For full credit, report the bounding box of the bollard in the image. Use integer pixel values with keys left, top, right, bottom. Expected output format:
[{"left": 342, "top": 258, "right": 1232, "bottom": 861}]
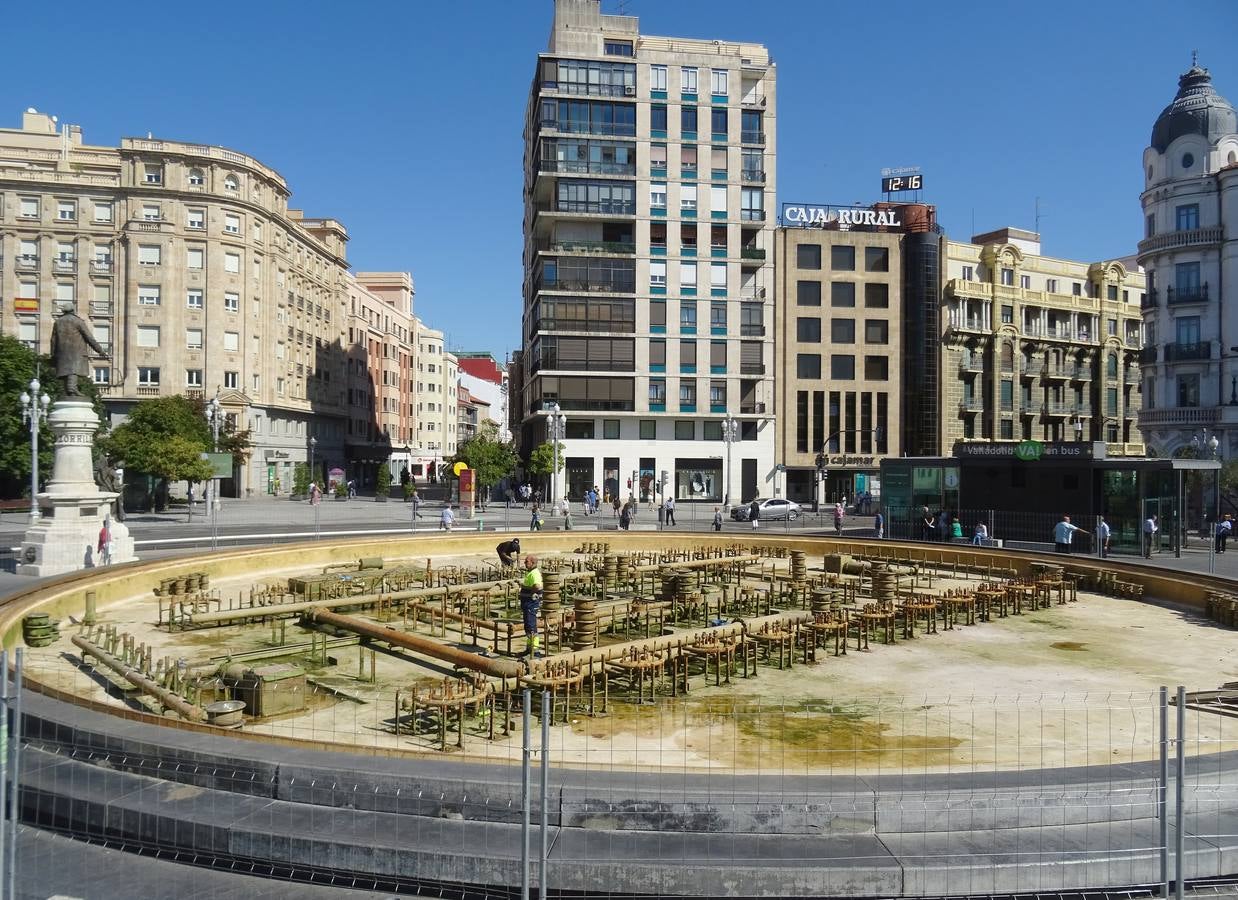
[
  {"left": 478, "top": 518, "right": 484, "bottom": 532},
  {"left": 84, "top": 590, "right": 97, "bottom": 626}
]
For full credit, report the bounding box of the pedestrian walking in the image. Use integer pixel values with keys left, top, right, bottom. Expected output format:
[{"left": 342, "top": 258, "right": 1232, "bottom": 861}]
[
  {"left": 309, "top": 482, "right": 322, "bottom": 506},
  {"left": 833, "top": 502, "right": 844, "bottom": 537},
  {"left": 1052, "top": 514, "right": 1087, "bottom": 554},
  {"left": 1096, "top": 516, "right": 1111, "bottom": 558},
  {"left": 440, "top": 504, "right": 455, "bottom": 531},
  {"left": 612, "top": 496, "right": 621, "bottom": 518},
  {"left": 1143, "top": 514, "right": 1158, "bottom": 558},
  {"left": 749, "top": 499, "right": 760, "bottom": 530},
  {"left": 712, "top": 506, "right": 723, "bottom": 532},
  {"left": 530, "top": 503, "right": 543, "bottom": 531},
  {"left": 921, "top": 507, "right": 936, "bottom": 542},
  {"left": 665, "top": 496, "right": 676, "bottom": 526},
  {"left": 619, "top": 501, "right": 632, "bottom": 530},
  {"left": 1215, "top": 515, "right": 1232, "bottom": 553},
  {"left": 873, "top": 510, "right": 884, "bottom": 540},
  {"left": 972, "top": 521, "right": 988, "bottom": 546},
  {"left": 347, "top": 479, "right": 357, "bottom": 499},
  {"left": 97, "top": 516, "right": 114, "bottom": 565}
]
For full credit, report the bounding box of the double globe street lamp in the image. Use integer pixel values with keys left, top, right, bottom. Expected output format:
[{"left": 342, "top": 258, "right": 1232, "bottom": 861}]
[
  {"left": 19, "top": 378, "right": 51, "bottom": 523},
  {"left": 547, "top": 404, "right": 567, "bottom": 505},
  {"left": 721, "top": 416, "right": 739, "bottom": 509}
]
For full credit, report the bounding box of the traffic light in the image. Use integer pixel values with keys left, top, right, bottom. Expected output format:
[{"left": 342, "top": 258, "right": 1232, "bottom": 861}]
[{"left": 660, "top": 470, "right": 668, "bottom": 492}]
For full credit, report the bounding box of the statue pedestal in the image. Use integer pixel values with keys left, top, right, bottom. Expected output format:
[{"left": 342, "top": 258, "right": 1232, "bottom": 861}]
[{"left": 19, "top": 400, "right": 136, "bottom": 577}]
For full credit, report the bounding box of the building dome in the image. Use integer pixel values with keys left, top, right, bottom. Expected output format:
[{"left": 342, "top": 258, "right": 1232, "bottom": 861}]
[{"left": 1150, "top": 63, "right": 1237, "bottom": 153}]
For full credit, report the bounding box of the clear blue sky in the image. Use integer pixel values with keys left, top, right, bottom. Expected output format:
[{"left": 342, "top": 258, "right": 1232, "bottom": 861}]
[{"left": 6, "top": 1, "right": 1235, "bottom": 360}]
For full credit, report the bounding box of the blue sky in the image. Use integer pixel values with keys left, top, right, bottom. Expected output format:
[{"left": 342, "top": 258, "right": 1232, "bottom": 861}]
[{"left": 6, "top": 1, "right": 1235, "bottom": 360}]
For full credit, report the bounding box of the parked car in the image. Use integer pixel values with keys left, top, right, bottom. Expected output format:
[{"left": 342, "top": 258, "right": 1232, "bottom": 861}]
[{"left": 730, "top": 498, "right": 802, "bottom": 521}]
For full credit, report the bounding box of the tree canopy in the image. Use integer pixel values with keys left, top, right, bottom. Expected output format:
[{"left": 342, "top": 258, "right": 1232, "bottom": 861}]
[
  {"left": 526, "top": 440, "right": 565, "bottom": 478},
  {"left": 99, "top": 395, "right": 250, "bottom": 487},
  {"left": 451, "top": 422, "right": 519, "bottom": 491}
]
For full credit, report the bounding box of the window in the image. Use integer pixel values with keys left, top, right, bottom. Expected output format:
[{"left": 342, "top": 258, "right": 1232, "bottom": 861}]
[
  {"left": 1020, "top": 275, "right": 1032, "bottom": 289},
  {"left": 187, "top": 289, "right": 203, "bottom": 309},
  {"left": 186, "top": 247, "right": 204, "bottom": 269},
  {"left": 709, "top": 186, "right": 727, "bottom": 219},
  {"left": 650, "top": 260, "right": 667, "bottom": 287},
  {"left": 864, "top": 246, "right": 889, "bottom": 272},
  {"left": 649, "top": 379, "right": 666, "bottom": 406},
  {"left": 863, "top": 283, "right": 888, "bottom": 308},
  {"left": 55, "top": 282, "right": 74, "bottom": 305},
  {"left": 830, "top": 355, "right": 855, "bottom": 379},
  {"left": 711, "top": 69, "right": 728, "bottom": 95},
  {"left": 709, "top": 262, "right": 726, "bottom": 292},
  {"left": 1000, "top": 267, "right": 1015, "bottom": 286},
  {"left": 831, "top": 245, "right": 855, "bottom": 271},
  {"left": 711, "top": 146, "right": 727, "bottom": 175},
  {"left": 93, "top": 283, "right": 111, "bottom": 305},
  {"left": 17, "top": 321, "right": 37, "bottom": 349},
  {"left": 650, "top": 299, "right": 667, "bottom": 329},
  {"left": 1000, "top": 420, "right": 1014, "bottom": 440},
  {"left": 1046, "top": 278, "right": 1058, "bottom": 294},
  {"left": 1001, "top": 305, "right": 1014, "bottom": 324},
  {"left": 224, "top": 174, "right": 239, "bottom": 192},
  {"left": 224, "top": 252, "right": 240, "bottom": 273},
  {"left": 1107, "top": 284, "right": 1118, "bottom": 301},
  {"left": 252, "top": 220, "right": 263, "bottom": 241},
  {"left": 680, "top": 144, "right": 697, "bottom": 174},
  {"left": 864, "top": 320, "right": 889, "bottom": 343},
  {"left": 831, "top": 282, "right": 856, "bottom": 307},
  {"left": 1175, "top": 261, "right": 1201, "bottom": 297},
  {"left": 650, "top": 182, "right": 667, "bottom": 210},
  {"left": 1107, "top": 354, "right": 1119, "bottom": 378},
  {"left": 831, "top": 318, "right": 856, "bottom": 343},
  {"left": 138, "top": 285, "right": 161, "bottom": 306},
  {"left": 680, "top": 301, "right": 697, "bottom": 328},
  {"left": 138, "top": 244, "right": 161, "bottom": 266},
  {"left": 797, "top": 317, "right": 821, "bottom": 342},
  {"left": 681, "top": 183, "right": 697, "bottom": 213},
  {"left": 710, "top": 107, "right": 727, "bottom": 138},
  {"left": 710, "top": 340, "right": 726, "bottom": 369},
  {"left": 703, "top": 418, "right": 723, "bottom": 440},
  {"left": 138, "top": 367, "right": 160, "bottom": 386},
  {"left": 57, "top": 200, "right": 76, "bottom": 221},
  {"left": 222, "top": 331, "right": 240, "bottom": 352},
  {"left": 277, "top": 377, "right": 285, "bottom": 395},
  {"left": 1181, "top": 152, "right": 1194, "bottom": 170},
  {"left": 187, "top": 208, "right": 205, "bottom": 229},
  {"left": 637, "top": 420, "right": 656, "bottom": 441},
  {"left": 679, "top": 381, "right": 696, "bottom": 407},
  {"left": 740, "top": 188, "right": 763, "bottom": 221},
  {"left": 961, "top": 265, "right": 974, "bottom": 282},
  {"left": 797, "top": 244, "right": 821, "bottom": 269},
  {"left": 19, "top": 279, "right": 37, "bottom": 300},
  {"left": 651, "top": 104, "right": 667, "bottom": 131},
  {"left": 797, "top": 353, "right": 822, "bottom": 378},
  {"left": 224, "top": 214, "right": 240, "bottom": 234},
  {"left": 1072, "top": 282, "right": 1082, "bottom": 296},
  {"left": 20, "top": 197, "right": 39, "bottom": 218},
  {"left": 186, "top": 369, "right": 203, "bottom": 388},
  {"left": 796, "top": 280, "right": 821, "bottom": 306},
  {"left": 681, "top": 106, "right": 697, "bottom": 135},
  {"left": 188, "top": 168, "right": 205, "bottom": 186},
  {"left": 604, "top": 40, "right": 633, "bottom": 56},
  {"left": 186, "top": 328, "right": 204, "bottom": 349},
  {"left": 649, "top": 339, "right": 666, "bottom": 367},
  {"left": 1177, "top": 374, "right": 1200, "bottom": 407},
  {"left": 224, "top": 371, "right": 238, "bottom": 389},
  {"left": 93, "top": 201, "right": 112, "bottom": 223},
  {"left": 142, "top": 203, "right": 161, "bottom": 221},
  {"left": 93, "top": 367, "right": 110, "bottom": 385},
  {"left": 136, "top": 326, "right": 160, "bottom": 348},
  {"left": 144, "top": 164, "right": 163, "bottom": 184},
  {"left": 681, "top": 66, "right": 697, "bottom": 93},
  {"left": 675, "top": 420, "right": 695, "bottom": 440},
  {"left": 224, "top": 292, "right": 239, "bottom": 312},
  {"left": 680, "top": 340, "right": 697, "bottom": 368},
  {"left": 650, "top": 65, "right": 667, "bottom": 92},
  {"left": 56, "top": 241, "right": 73, "bottom": 263},
  {"left": 1175, "top": 315, "right": 1200, "bottom": 345},
  {"left": 864, "top": 356, "right": 889, "bottom": 380}
]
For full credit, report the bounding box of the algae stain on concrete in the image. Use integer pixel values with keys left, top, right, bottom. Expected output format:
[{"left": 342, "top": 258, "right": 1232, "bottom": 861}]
[{"left": 1051, "top": 641, "right": 1089, "bottom": 652}]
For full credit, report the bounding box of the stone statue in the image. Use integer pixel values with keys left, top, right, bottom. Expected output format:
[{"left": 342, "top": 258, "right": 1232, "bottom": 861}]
[{"left": 51, "top": 307, "right": 106, "bottom": 396}]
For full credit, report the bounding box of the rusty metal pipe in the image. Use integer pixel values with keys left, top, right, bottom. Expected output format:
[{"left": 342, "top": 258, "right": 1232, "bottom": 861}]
[
  {"left": 72, "top": 634, "right": 207, "bottom": 722},
  {"left": 306, "top": 608, "right": 525, "bottom": 679}
]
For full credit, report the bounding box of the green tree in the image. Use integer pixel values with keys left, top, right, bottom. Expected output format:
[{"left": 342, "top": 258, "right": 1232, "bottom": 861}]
[
  {"left": 0, "top": 335, "right": 103, "bottom": 499},
  {"left": 526, "top": 441, "right": 565, "bottom": 479},
  {"left": 100, "top": 396, "right": 214, "bottom": 514},
  {"left": 451, "top": 423, "right": 519, "bottom": 506},
  {"left": 292, "top": 463, "right": 311, "bottom": 497},
  {"left": 376, "top": 462, "right": 392, "bottom": 500}
]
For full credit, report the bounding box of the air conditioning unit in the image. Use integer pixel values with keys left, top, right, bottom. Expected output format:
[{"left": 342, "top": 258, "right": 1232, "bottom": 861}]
[{"left": 624, "top": 86, "right": 636, "bottom": 96}]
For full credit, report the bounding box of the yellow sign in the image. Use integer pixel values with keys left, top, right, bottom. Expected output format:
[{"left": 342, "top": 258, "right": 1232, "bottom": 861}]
[
  {"left": 452, "top": 461, "right": 469, "bottom": 477},
  {"left": 14, "top": 298, "right": 39, "bottom": 313}
]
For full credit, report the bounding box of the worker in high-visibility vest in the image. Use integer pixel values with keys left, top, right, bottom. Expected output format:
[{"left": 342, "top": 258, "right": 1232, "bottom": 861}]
[{"left": 519, "top": 554, "right": 544, "bottom": 658}]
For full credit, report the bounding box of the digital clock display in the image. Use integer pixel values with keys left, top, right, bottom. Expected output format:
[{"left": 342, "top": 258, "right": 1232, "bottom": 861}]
[{"left": 881, "top": 174, "right": 923, "bottom": 193}]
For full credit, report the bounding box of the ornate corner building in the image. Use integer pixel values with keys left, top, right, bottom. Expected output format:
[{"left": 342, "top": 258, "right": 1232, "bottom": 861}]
[
  {"left": 1137, "top": 61, "right": 1238, "bottom": 457},
  {"left": 941, "top": 228, "right": 1146, "bottom": 454}
]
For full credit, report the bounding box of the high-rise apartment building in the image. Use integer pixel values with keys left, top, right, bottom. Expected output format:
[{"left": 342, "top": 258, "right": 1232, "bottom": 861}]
[
  {"left": 1137, "top": 62, "right": 1238, "bottom": 457},
  {"left": 520, "top": 0, "right": 776, "bottom": 506},
  {"left": 414, "top": 321, "right": 457, "bottom": 480},
  {"left": 941, "top": 228, "right": 1146, "bottom": 452}
]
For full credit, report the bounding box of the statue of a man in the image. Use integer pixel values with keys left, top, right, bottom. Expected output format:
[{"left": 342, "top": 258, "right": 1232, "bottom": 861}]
[{"left": 51, "top": 306, "right": 106, "bottom": 396}]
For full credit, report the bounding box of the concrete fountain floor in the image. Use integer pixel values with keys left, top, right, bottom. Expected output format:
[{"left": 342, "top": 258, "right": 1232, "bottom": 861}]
[{"left": 20, "top": 551, "right": 1238, "bottom": 774}]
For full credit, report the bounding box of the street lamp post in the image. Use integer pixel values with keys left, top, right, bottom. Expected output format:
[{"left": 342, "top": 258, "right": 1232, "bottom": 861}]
[
  {"left": 19, "top": 378, "right": 51, "bottom": 524},
  {"left": 548, "top": 404, "right": 567, "bottom": 505},
  {"left": 814, "top": 452, "right": 827, "bottom": 514},
  {"left": 721, "top": 416, "right": 738, "bottom": 509},
  {"left": 309, "top": 436, "right": 317, "bottom": 486},
  {"left": 204, "top": 393, "right": 222, "bottom": 550}
]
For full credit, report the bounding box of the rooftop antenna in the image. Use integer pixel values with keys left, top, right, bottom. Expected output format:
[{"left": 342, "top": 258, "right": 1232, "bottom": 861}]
[
  {"left": 1192, "top": 49, "right": 1198, "bottom": 67},
  {"left": 616, "top": 0, "right": 630, "bottom": 13},
  {"left": 1034, "top": 196, "right": 1046, "bottom": 236}
]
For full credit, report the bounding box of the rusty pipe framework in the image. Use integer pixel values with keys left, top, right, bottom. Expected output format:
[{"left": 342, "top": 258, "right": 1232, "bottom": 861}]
[{"left": 72, "top": 634, "right": 207, "bottom": 722}]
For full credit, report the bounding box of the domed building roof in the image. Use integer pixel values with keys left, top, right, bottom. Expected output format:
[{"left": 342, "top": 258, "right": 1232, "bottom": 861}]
[{"left": 1151, "top": 62, "right": 1237, "bottom": 153}]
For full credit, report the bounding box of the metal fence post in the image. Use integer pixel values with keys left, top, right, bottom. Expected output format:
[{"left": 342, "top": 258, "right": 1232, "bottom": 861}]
[
  {"left": 0, "top": 649, "right": 8, "bottom": 899},
  {"left": 1159, "top": 685, "right": 1169, "bottom": 897},
  {"left": 1174, "top": 684, "right": 1186, "bottom": 900},
  {"left": 540, "top": 689, "right": 550, "bottom": 899},
  {"left": 521, "top": 688, "right": 532, "bottom": 900},
  {"left": 6, "top": 647, "right": 21, "bottom": 900}
]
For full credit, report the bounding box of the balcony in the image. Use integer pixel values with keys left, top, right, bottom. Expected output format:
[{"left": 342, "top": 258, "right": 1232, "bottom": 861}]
[
  {"left": 89, "top": 301, "right": 113, "bottom": 317},
  {"left": 538, "top": 276, "right": 635, "bottom": 294},
  {"left": 740, "top": 401, "right": 766, "bottom": 414},
  {"left": 1044, "top": 366, "right": 1071, "bottom": 380},
  {"left": 539, "top": 239, "right": 636, "bottom": 256},
  {"left": 52, "top": 257, "right": 76, "bottom": 273},
  {"left": 1141, "top": 290, "right": 1159, "bottom": 311},
  {"left": 958, "top": 397, "right": 982, "bottom": 412},
  {"left": 137, "top": 385, "right": 161, "bottom": 396},
  {"left": 1139, "top": 346, "right": 1158, "bottom": 364},
  {"left": 1137, "top": 225, "right": 1223, "bottom": 258},
  {"left": 16, "top": 254, "right": 39, "bottom": 271},
  {"left": 538, "top": 158, "right": 636, "bottom": 177},
  {"left": 1071, "top": 365, "right": 1093, "bottom": 382},
  {"left": 741, "top": 169, "right": 765, "bottom": 183},
  {"left": 538, "top": 79, "right": 634, "bottom": 99},
  {"left": 1139, "top": 407, "right": 1220, "bottom": 426},
  {"left": 1021, "top": 361, "right": 1044, "bottom": 376},
  {"left": 740, "top": 324, "right": 764, "bottom": 337},
  {"left": 1041, "top": 402, "right": 1073, "bottom": 417},
  {"left": 1166, "top": 283, "right": 1210, "bottom": 306},
  {"left": 551, "top": 199, "right": 636, "bottom": 216},
  {"left": 740, "top": 209, "right": 766, "bottom": 222},
  {"left": 1164, "top": 341, "right": 1211, "bottom": 362},
  {"left": 740, "top": 247, "right": 766, "bottom": 261},
  {"left": 741, "top": 130, "right": 765, "bottom": 144},
  {"left": 959, "top": 358, "right": 985, "bottom": 374}
]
